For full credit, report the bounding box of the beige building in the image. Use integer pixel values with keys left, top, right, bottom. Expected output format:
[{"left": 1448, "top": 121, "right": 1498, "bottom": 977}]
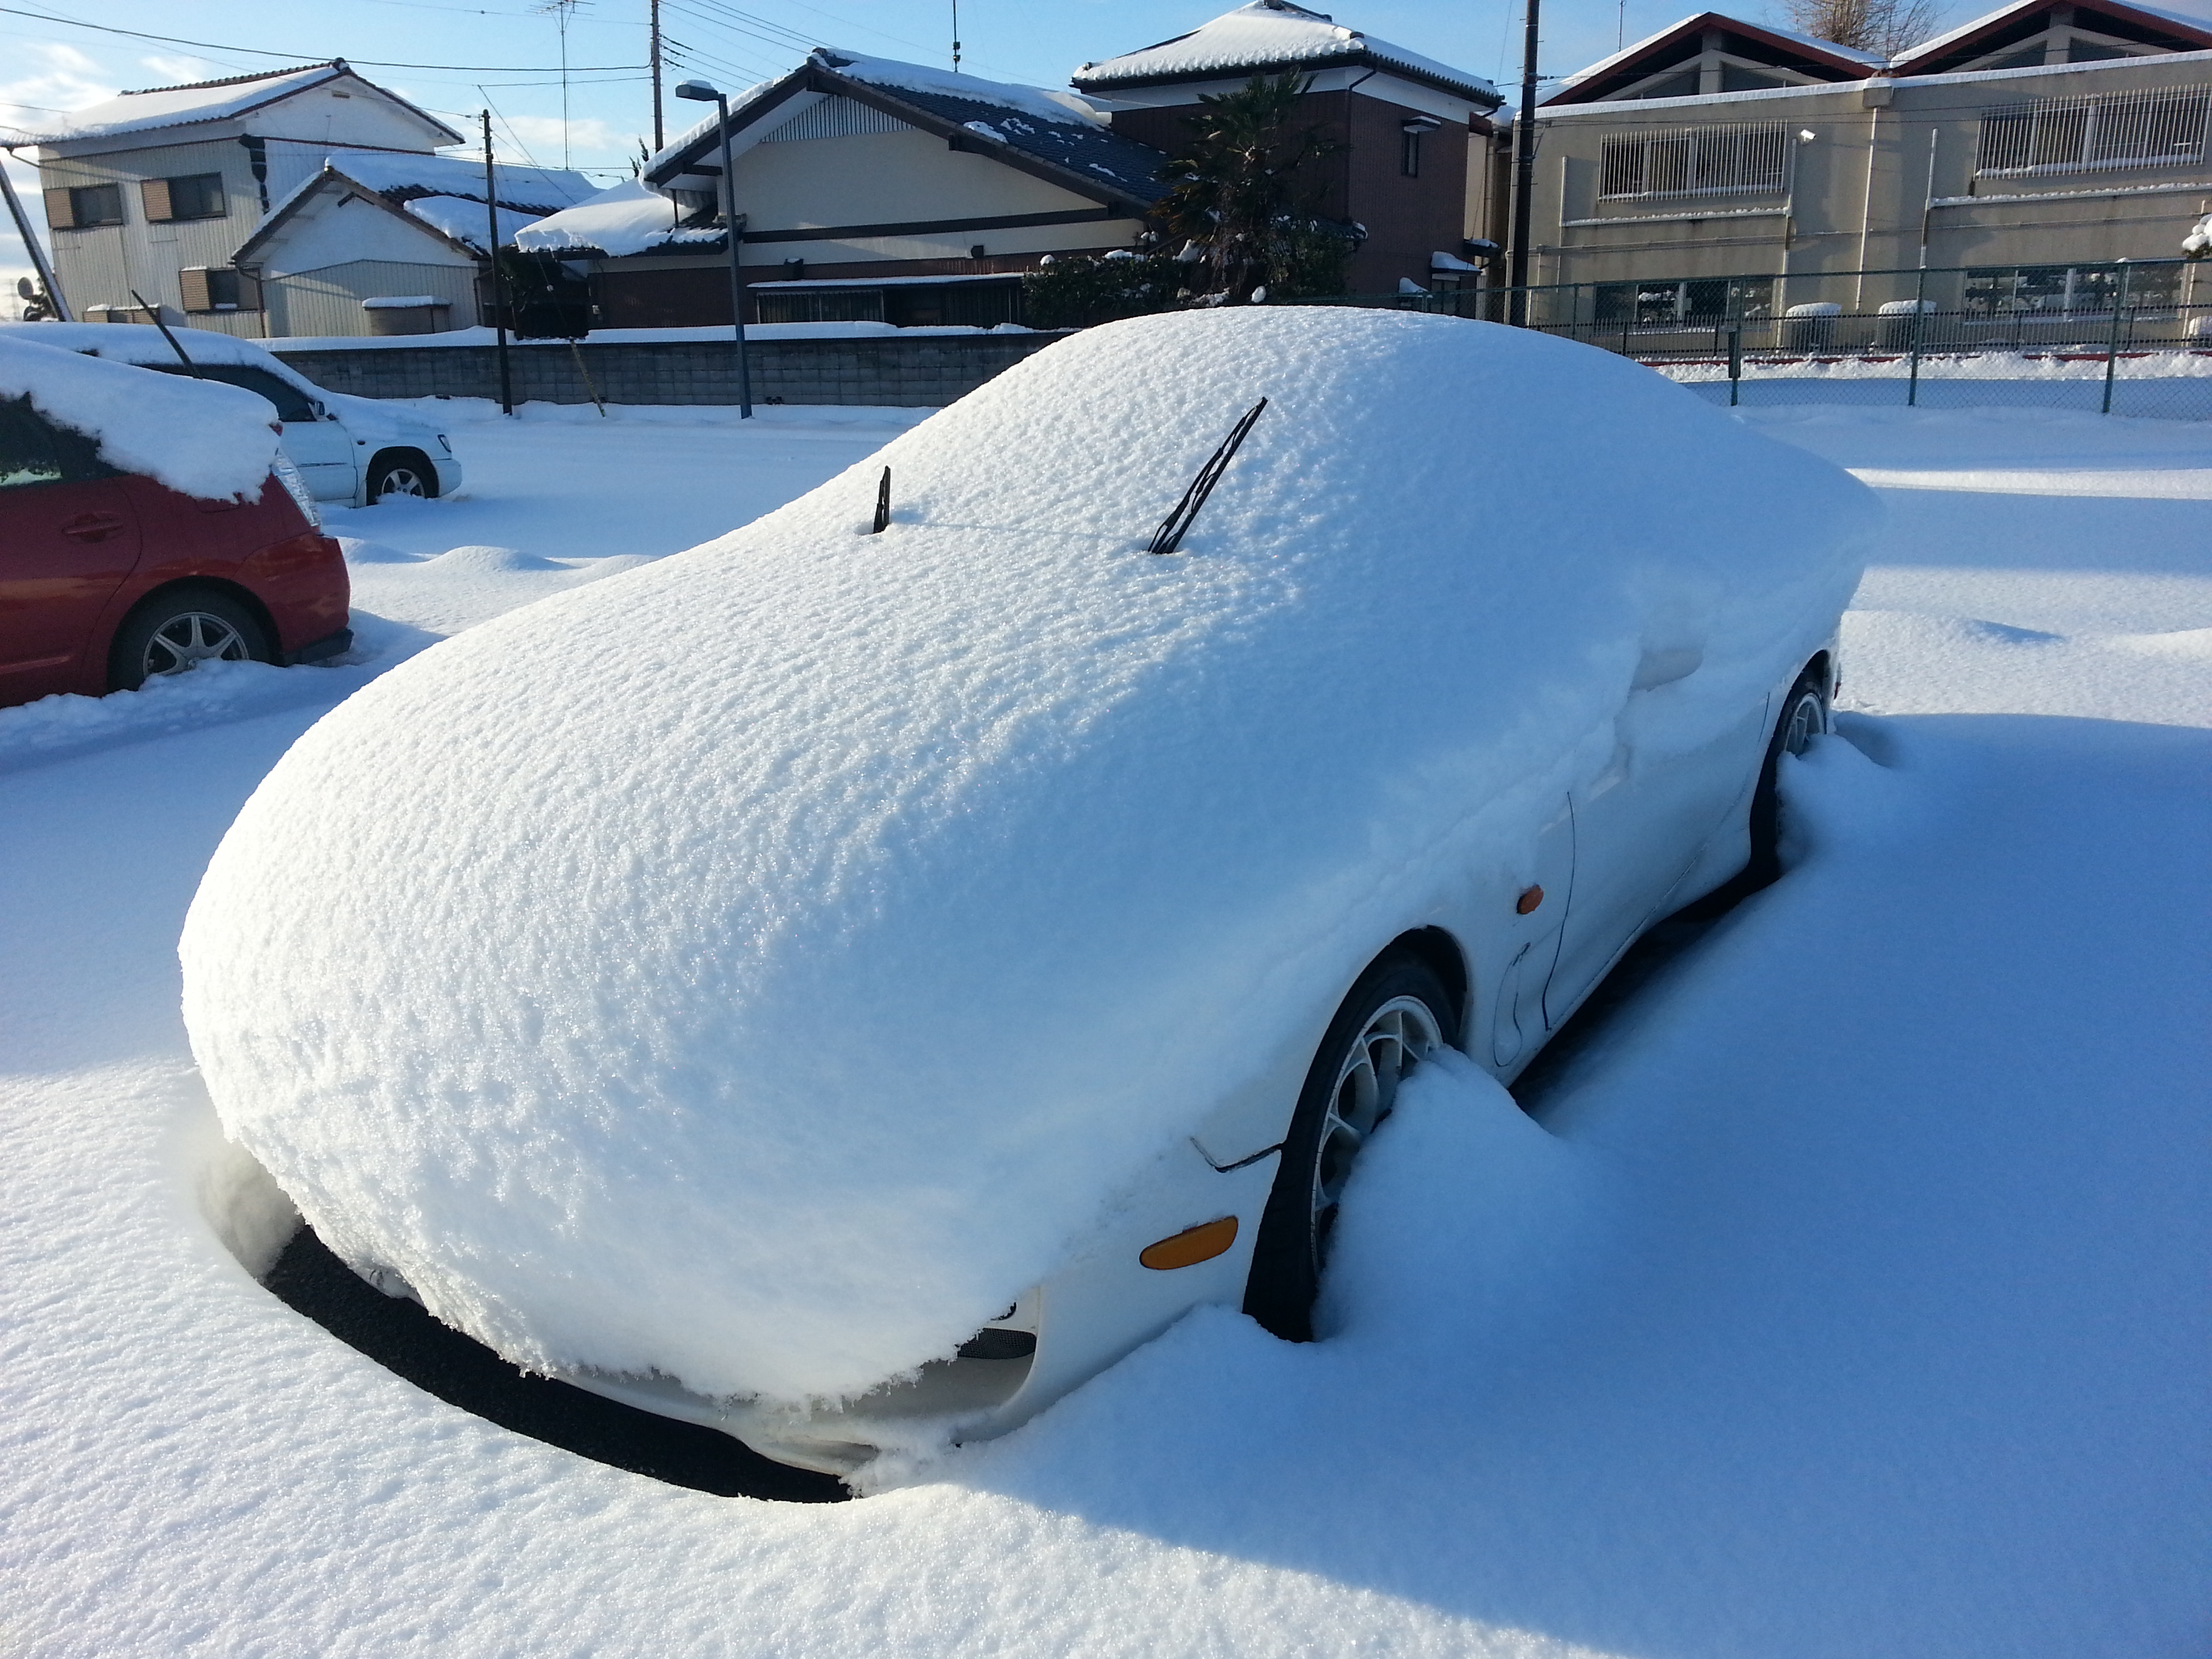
[
  {"left": 22, "top": 61, "right": 472, "bottom": 337},
  {"left": 1521, "top": 0, "right": 2212, "bottom": 337}
]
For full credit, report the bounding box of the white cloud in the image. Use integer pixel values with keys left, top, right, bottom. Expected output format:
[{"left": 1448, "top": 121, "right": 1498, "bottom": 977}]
[
  {"left": 0, "top": 40, "right": 118, "bottom": 140},
  {"left": 138, "top": 54, "right": 224, "bottom": 86},
  {"left": 497, "top": 114, "right": 626, "bottom": 165}
]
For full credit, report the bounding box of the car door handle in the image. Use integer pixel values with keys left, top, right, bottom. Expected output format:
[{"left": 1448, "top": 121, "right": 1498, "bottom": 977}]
[{"left": 60, "top": 512, "right": 127, "bottom": 542}]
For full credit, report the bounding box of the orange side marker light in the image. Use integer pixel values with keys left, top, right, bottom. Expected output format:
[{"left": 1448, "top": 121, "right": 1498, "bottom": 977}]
[
  {"left": 1516, "top": 885, "right": 1545, "bottom": 915},
  {"left": 1139, "top": 1216, "right": 1239, "bottom": 1271}
]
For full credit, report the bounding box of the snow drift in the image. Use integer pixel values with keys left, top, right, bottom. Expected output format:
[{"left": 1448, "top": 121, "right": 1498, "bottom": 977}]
[
  {"left": 180, "top": 308, "right": 1875, "bottom": 1407},
  {"left": 0, "top": 333, "right": 279, "bottom": 501}
]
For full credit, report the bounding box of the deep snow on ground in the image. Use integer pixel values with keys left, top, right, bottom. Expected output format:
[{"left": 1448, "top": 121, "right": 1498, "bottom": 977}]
[{"left": 0, "top": 394, "right": 2204, "bottom": 1657}]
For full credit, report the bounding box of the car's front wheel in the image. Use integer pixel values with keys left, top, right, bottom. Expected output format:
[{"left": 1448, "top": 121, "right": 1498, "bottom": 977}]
[
  {"left": 366, "top": 450, "right": 436, "bottom": 502},
  {"left": 1744, "top": 665, "right": 1829, "bottom": 886},
  {"left": 1244, "top": 954, "right": 1457, "bottom": 1342},
  {"left": 108, "top": 588, "right": 272, "bottom": 692}
]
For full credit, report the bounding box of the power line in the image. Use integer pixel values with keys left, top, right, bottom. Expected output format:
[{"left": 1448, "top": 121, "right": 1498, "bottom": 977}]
[{"left": 0, "top": 3, "right": 646, "bottom": 71}]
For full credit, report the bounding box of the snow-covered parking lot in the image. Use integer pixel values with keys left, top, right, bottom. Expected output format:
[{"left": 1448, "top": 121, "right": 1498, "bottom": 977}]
[{"left": 2, "top": 392, "right": 2205, "bottom": 1657}]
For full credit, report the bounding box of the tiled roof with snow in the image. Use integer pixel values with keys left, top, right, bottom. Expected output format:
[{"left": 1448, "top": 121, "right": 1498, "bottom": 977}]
[
  {"left": 1072, "top": 1, "right": 1502, "bottom": 107},
  {"left": 20, "top": 62, "right": 348, "bottom": 143},
  {"left": 403, "top": 196, "right": 546, "bottom": 252},
  {"left": 645, "top": 52, "right": 1173, "bottom": 206},
  {"left": 815, "top": 52, "right": 1173, "bottom": 203},
  {"left": 1556, "top": 10, "right": 1886, "bottom": 91},
  {"left": 1891, "top": 0, "right": 2212, "bottom": 66},
  {"left": 325, "top": 149, "right": 595, "bottom": 213}
]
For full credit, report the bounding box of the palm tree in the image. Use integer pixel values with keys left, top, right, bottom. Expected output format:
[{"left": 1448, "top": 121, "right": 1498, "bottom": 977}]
[{"left": 1155, "top": 73, "right": 1355, "bottom": 302}]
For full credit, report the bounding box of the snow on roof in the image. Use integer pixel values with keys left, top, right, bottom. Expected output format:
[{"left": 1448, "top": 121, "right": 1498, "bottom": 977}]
[
  {"left": 644, "top": 50, "right": 1174, "bottom": 208},
  {"left": 0, "top": 331, "right": 279, "bottom": 501},
  {"left": 1554, "top": 11, "right": 1885, "bottom": 93},
  {"left": 1073, "top": 1, "right": 1502, "bottom": 106},
  {"left": 1891, "top": 0, "right": 2212, "bottom": 64},
  {"left": 404, "top": 195, "right": 545, "bottom": 253},
  {"left": 514, "top": 178, "right": 724, "bottom": 256},
  {"left": 829, "top": 52, "right": 1097, "bottom": 126},
  {"left": 179, "top": 306, "right": 1875, "bottom": 1409},
  {"left": 20, "top": 62, "right": 346, "bottom": 143},
  {"left": 813, "top": 51, "right": 1174, "bottom": 201},
  {"left": 325, "top": 149, "right": 595, "bottom": 213},
  {"left": 641, "top": 79, "right": 781, "bottom": 178}
]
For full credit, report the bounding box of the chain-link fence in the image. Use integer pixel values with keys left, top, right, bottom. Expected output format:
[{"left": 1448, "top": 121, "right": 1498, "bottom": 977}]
[{"left": 1315, "top": 258, "right": 2212, "bottom": 422}]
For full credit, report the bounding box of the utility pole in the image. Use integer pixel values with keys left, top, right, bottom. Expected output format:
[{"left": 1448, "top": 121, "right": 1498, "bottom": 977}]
[
  {"left": 951, "top": 0, "right": 962, "bottom": 71},
  {"left": 649, "top": 0, "right": 664, "bottom": 150},
  {"left": 0, "top": 150, "right": 70, "bottom": 320},
  {"left": 1507, "top": 0, "right": 1541, "bottom": 326},
  {"left": 483, "top": 112, "right": 514, "bottom": 415}
]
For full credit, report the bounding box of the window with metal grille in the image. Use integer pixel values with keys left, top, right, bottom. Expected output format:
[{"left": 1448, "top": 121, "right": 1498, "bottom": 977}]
[
  {"left": 1977, "top": 85, "right": 2211, "bottom": 175},
  {"left": 1599, "top": 123, "right": 1788, "bottom": 198}
]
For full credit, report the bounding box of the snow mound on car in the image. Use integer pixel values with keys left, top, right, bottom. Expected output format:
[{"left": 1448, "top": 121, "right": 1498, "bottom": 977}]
[
  {"left": 0, "top": 333, "right": 279, "bottom": 501},
  {"left": 180, "top": 308, "right": 1877, "bottom": 1406}
]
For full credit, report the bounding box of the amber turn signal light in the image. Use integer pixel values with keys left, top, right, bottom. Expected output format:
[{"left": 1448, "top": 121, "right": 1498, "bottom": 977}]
[
  {"left": 1516, "top": 885, "right": 1544, "bottom": 914},
  {"left": 1139, "top": 1215, "right": 1239, "bottom": 1271}
]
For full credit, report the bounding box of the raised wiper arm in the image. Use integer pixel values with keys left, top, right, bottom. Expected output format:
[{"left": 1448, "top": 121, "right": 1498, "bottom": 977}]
[{"left": 1147, "top": 397, "right": 1267, "bottom": 556}]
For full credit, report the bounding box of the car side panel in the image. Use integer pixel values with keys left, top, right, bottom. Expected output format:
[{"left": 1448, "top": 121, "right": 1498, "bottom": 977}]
[
  {"left": 0, "top": 474, "right": 144, "bottom": 704},
  {"left": 71, "top": 474, "right": 350, "bottom": 693}
]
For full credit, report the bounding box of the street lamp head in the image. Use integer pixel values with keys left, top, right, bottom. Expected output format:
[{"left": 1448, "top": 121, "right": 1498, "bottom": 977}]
[{"left": 673, "top": 79, "right": 722, "bottom": 102}]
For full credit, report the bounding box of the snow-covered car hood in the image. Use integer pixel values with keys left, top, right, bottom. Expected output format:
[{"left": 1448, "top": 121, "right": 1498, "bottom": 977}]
[{"left": 180, "top": 308, "right": 1879, "bottom": 1408}]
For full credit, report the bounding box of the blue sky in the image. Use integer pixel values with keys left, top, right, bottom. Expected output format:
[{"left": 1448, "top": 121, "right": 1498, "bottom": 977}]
[{"left": 7, "top": 0, "right": 2211, "bottom": 293}]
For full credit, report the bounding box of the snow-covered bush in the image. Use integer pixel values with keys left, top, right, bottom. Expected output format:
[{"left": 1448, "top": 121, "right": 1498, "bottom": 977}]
[{"left": 180, "top": 308, "right": 1875, "bottom": 1410}]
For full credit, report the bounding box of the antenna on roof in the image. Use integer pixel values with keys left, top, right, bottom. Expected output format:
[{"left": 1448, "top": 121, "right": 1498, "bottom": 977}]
[{"left": 951, "top": 0, "right": 962, "bottom": 70}]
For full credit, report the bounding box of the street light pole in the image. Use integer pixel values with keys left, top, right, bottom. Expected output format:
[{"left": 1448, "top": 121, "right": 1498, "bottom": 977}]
[{"left": 674, "top": 78, "right": 753, "bottom": 418}]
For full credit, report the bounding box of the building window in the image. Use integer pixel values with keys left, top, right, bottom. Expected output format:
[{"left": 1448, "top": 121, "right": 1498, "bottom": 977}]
[
  {"left": 1599, "top": 123, "right": 1788, "bottom": 198},
  {"left": 1963, "top": 263, "right": 2182, "bottom": 316},
  {"left": 1401, "top": 127, "right": 1423, "bottom": 176},
  {"left": 1977, "top": 86, "right": 2211, "bottom": 176},
  {"left": 1595, "top": 274, "right": 1774, "bottom": 328},
  {"left": 179, "top": 267, "right": 262, "bottom": 313},
  {"left": 45, "top": 182, "right": 125, "bottom": 228},
  {"left": 756, "top": 289, "right": 887, "bottom": 325},
  {"left": 143, "top": 173, "right": 227, "bottom": 222}
]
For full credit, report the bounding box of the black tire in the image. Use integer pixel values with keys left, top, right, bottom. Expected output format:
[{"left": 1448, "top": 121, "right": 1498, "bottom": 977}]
[
  {"left": 1244, "top": 954, "right": 1459, "bottom": 1343},
  {"left": 366, "top": 450, "right": 436, "bottom": 502},
  {"left": 1743, "top": 667, "right": 1828, "bottom": 887},
  {"left": 108, "top": 587, "right": 272, "bottom": 692}
]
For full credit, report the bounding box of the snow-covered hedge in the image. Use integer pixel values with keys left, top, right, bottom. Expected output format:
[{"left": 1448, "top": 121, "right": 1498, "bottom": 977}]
[
  {"left": 0, "top": 333, "right": 279, "bottom": 501},
  {"left": 180, "top": 308, "right": 1875, "bottom": 1408}
]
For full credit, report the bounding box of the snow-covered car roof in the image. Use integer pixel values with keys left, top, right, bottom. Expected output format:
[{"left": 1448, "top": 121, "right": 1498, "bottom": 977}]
[
  {"left": 0, "top": 333, "right": 279, "bottom": 501},
  {"left": 180, "top": 308, "right": 1875, "bottom": 1410},
  {"left": 0, "top": 321, "right": 449, "bottom": 447}
]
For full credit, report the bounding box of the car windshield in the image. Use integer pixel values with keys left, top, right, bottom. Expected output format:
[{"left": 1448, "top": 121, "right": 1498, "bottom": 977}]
[{"left": 147, "top": 361, "right": 316, "bottom": 424}]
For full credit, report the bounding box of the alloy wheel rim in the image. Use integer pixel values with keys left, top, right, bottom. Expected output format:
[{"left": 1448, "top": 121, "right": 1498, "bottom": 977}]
[
  {"left": 381, "top": 468, "right": 426, "bottom": 497},
  {"left": 1308, "top": 995, "right": 1441, "bottom": 1269},
  {"left": 1783, "top": 690, "right": 1823, "bottom": 756},
  {"left": 144, "top": 613, "right": 248, "bottom": 678}
]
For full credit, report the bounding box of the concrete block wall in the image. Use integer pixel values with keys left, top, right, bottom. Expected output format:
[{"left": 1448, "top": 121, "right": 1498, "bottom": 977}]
[{"left": 268, "top": 331, "right": 1070, "bottom": 408}]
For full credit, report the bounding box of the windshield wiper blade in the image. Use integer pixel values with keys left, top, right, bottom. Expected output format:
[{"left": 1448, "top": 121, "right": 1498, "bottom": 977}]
[{"left": 1147, "top": 397, "right": 1267, "bottom": 556}]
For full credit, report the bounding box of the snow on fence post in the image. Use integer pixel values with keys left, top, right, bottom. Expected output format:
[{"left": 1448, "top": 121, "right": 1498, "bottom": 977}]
[{"left": 2102, "top": 261, "right": 2132, "bottom": 417}]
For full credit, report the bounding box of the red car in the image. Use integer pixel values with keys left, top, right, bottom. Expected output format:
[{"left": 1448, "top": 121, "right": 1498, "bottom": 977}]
[{"left": 0, "top": 392, "right": 350, "bottom": 709}]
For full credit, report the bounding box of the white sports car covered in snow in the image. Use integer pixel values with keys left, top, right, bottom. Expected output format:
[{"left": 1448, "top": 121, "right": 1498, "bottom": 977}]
[{"left": 181, "top": 307, "right": 1877, "bottom": 1477}]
